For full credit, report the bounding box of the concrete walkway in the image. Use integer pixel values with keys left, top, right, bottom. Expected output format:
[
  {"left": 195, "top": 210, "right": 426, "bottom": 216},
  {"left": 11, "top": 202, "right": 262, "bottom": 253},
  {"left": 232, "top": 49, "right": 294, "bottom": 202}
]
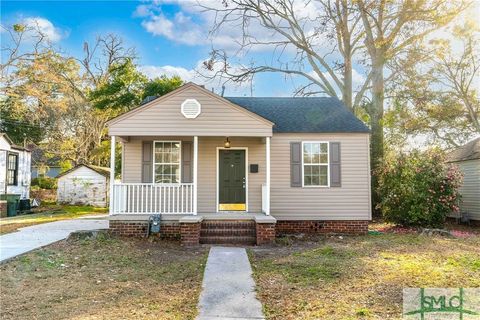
[
  {"left": 197, "top": 246, "right": 264, "bottom": 320},
  {"left": 0, "top": 219, "right": 108, "bottom": 263}
]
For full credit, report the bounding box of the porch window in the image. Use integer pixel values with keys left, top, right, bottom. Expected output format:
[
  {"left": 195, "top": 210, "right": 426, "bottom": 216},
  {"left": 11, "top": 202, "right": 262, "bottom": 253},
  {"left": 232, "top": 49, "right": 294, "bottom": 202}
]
[
  {"left": 7, "top": 153, "right": 18, "bottom": 186},
  {"left": 154, "top": 141, "right": 181, "bottom": 183},
  {"left": 302, "top": 142, "right": 329, "bottom": 187}
]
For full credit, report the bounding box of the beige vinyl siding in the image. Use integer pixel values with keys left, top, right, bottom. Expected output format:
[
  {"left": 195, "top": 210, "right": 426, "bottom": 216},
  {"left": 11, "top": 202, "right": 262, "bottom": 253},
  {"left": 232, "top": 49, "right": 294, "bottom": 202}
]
[
  {"left": 121, "top": 136, "right": 265, "bottom": 213},
  {"left": 109, "top": 86, "right": 272, "bottom": 137},
  {"left": 270, "top": 133, "right": 371, "bottom": 220},
  {"left": 455, "top": 159, "right": 480, "bottom": 220}
]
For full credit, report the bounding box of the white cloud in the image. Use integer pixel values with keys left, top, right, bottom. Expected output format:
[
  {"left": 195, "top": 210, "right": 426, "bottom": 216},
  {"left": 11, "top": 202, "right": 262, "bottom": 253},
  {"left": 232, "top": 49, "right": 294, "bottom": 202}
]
[
  {"left": 141, "top": 12, "right": 204, "bottom": 46},
  {"left": 139, "top": 64, "right": 195, "bottom": 81},
  {"left": 140, "top": 59, "right": 254, "bottom": 95},
  {"left": 135, "top": 1, "right": 304, "bottom": 52},
  {"left": 23, "top": 17, "right": 66, "bottom": 42}
]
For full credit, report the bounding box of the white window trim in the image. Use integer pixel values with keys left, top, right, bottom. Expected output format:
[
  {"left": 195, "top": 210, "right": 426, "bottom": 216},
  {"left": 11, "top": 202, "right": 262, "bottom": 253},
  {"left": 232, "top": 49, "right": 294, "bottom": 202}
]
[
  {"left": 152, "top": 140, "right": 182, "bottom": 184},
  {"left": 301, "top": 141, "right": 330, "bottom": 188}
]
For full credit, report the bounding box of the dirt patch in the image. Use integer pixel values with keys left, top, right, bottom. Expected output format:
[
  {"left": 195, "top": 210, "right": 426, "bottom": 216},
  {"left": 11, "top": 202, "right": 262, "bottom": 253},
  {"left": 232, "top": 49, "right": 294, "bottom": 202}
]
[
  {"left": 0, "top": 235, "right": 208, "bottom": 320},
  {"left": 250, "top": 233, "right": 480, "bottom": 319}
]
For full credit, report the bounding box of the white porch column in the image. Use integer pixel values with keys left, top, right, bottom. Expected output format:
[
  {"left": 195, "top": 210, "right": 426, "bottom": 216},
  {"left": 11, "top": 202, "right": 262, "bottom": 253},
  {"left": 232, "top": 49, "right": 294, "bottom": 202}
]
[
  {"left": 266, "top": 136, "right": 271, "bottom": 215},
  {"left": 193, "top": 136, "right": 198, "bottom": 215},
  {"left": 109, "top": 135, "right": 116, "bottom": 215}
]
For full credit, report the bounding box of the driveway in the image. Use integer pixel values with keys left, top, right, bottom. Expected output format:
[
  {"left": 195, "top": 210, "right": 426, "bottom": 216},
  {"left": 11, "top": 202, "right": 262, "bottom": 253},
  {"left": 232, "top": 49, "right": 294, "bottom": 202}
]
[{"left": 0, "top": 218, "right": 108, "bottom": 263}]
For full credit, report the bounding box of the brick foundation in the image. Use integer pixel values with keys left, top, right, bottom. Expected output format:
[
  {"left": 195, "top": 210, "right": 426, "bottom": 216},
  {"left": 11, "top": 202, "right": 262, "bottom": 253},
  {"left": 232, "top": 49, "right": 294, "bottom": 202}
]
[
  {"left": 256, "top": 223, "right": 276, "bottom": 245},
  {"left": 109, "top": 221, "right": 180, "bottom": 239},
  {"left": 276, "top": 220, "right": 369, "bottom": 235},
  {"left": 180, "top": 222, "right": 201, "bottom": 246}
]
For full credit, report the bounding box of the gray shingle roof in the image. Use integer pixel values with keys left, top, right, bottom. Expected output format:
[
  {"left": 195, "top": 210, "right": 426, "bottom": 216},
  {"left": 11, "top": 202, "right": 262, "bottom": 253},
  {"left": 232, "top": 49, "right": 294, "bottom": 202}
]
[
  {"left": 447, "top": 137, "right": 480, "bottom": 162},
  {"left": 225, "top": 97, "right": 370, "bottom": 133}
]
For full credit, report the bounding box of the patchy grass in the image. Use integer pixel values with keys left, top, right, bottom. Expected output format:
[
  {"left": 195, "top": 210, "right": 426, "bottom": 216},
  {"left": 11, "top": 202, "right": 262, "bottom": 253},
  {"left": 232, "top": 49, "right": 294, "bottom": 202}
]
[
  {"left": 0, "top": 235, "right": 208, "bottom": 319},
  {"left": 250, "top": 233, "right": 480, "bottom": 319},
  {"left": 0, "top": 205, "right": 107, "bottom": 234}
]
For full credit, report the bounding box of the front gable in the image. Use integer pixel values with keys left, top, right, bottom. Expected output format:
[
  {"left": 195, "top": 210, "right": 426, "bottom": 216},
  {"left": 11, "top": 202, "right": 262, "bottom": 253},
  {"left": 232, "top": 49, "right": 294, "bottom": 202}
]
[{"left": 108, "top": 83, "right": 273, "bottom": 137}]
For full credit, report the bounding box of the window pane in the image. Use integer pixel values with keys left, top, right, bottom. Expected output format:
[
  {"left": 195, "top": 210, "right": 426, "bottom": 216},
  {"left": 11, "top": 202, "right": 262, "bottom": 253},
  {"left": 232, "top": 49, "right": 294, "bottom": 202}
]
[
  {"left": 320, "top": 143, "right": 328, "bottom": 153},
  {"left": 164, "top": 152, "right": 171, "bottom": 163},
  {"left": 311, "top": 175, "right": 319, "bottom": 185},
  {"left": 320, "top": 154, "right": 328, "bottom": 163},
  {"left": 310, "top": 165, "right": 320, "bottom": 175},
  {"left": 311, "top": 143, "right": 320, "bottom": 155},
  {"left": 320, "top": 165, "right": 328, "bottom": 176},
  {"left": 320, "top": 175, "right": 328, "bottom": 186},
  {"left": 304, "top": 175, "right": 312, "bottom": 186}
]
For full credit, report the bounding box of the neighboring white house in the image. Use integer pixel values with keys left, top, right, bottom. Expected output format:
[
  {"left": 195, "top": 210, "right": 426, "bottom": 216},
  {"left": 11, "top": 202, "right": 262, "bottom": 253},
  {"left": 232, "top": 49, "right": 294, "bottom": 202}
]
[
  {"left": 447, "top": 137, "right": 480, "bottom": 221},
  {"left": 0, "top": 133, "right": 31, "bottom": 199},
  {"left": 57, "top": 164, "right": 110, "bottom": 207}
]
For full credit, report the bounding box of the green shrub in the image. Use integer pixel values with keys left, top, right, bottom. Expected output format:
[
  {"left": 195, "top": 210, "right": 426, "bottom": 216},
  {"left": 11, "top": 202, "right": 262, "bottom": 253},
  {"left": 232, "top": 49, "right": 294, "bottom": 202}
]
[
  {"left": 31, "top": 177, "right": 57, "bottom": 189},
  {"left": 376, "top": 150, "right": 462, "bottom": 227}
]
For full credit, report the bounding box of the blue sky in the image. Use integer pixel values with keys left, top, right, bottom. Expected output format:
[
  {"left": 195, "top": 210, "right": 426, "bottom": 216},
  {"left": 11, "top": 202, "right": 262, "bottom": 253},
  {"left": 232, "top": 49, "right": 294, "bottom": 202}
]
[{"left": 1, "top": 0, "right": 303, "bottom": 96}]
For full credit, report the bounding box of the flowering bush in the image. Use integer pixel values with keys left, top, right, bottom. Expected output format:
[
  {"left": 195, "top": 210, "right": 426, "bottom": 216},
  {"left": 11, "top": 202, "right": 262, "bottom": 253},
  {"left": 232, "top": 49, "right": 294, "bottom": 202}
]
[{"left": 376, "top": 150, "right": 463, "bottom": 227}]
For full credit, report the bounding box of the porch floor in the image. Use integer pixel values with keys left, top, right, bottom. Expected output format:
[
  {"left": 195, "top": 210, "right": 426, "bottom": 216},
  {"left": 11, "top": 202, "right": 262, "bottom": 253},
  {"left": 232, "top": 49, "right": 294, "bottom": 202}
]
[{"left": 108, "top": 212, "right": 274, "bottom": 222}]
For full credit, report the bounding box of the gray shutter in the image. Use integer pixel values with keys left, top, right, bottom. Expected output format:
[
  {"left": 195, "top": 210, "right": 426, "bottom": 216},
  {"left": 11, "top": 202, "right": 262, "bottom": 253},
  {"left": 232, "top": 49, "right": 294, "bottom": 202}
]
[
  {"left": 329, "top": 142, "right": 341, "bottom": 187},
  {"left": 142, "top": 141, "right": 153, "bottom": 183},
  {"left": 181, "top": 141, "right": 193, "bottom": 183},
  {"left": 290, "top": 142, "right": 302, "bottom": 187}
]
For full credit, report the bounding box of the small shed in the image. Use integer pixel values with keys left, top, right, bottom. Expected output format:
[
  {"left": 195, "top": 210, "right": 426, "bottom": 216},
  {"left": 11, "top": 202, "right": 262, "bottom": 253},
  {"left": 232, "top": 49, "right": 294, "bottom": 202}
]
[
  {"left": 447, "top": 137, "right": 480, "bottom": 221},
  {"left": 57, "top": 165, "right": 110, "bottom": 207}
]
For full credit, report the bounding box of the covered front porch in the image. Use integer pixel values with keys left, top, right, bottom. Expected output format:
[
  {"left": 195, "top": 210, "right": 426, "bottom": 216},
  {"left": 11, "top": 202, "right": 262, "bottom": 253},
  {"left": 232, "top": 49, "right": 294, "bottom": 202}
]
[{"left": 108, "top": 135, "right": 272, "bottom": 217}]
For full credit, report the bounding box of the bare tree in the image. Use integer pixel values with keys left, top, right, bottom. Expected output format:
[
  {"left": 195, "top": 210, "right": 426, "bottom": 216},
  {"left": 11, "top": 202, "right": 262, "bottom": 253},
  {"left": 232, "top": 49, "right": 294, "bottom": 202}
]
[
  {"left": 201, "top": 0, "right": 368, "bottom": 111},
  {"left": 79, "top": 34, "right": 137, "bottom": 87},
  {"left": 1, "top": 23, "right": 51, "bottom": 92}
]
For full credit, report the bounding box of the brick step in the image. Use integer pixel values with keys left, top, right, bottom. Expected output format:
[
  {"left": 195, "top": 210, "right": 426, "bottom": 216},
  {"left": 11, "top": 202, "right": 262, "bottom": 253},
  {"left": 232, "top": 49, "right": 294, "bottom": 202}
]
[
  {"left": 200, "top": 236, "right": 256, "bottom": 245},
  {"left": 201, "top": 221, "right": 256, "bottom": 229},
  {"left": 200, "top": 228, "right": 256, "bottom": 237}
]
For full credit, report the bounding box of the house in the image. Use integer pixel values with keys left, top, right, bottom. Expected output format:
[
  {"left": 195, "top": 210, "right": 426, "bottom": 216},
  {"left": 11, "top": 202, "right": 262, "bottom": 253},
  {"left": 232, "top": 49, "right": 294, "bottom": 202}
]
[
  {"left": 447, "top": 137, "right": 480, "bottom": 222},
  {"left": 0, "top": 133, "right": 31, "bottom": 199},
  {"left": 57, "top": 164, "right": 110, "bottom": 207},
  {"left": 30, "top": 144, "right": 62, "bottom": 178},
  {"left": 107, "top": 82, "right": 371, "bottom": 245}
]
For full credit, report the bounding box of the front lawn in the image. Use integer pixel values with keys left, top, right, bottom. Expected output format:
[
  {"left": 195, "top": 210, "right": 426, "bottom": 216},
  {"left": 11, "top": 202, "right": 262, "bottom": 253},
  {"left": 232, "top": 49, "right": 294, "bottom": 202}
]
[
  {"left": 0, "top": 235, "right": 208, "bottom": 320},
  {"left": 250, "top": 232, "right": 480, "bottom": 319},
  {"left": 0, "top": 204, "right": 107, "bottom": 234}
]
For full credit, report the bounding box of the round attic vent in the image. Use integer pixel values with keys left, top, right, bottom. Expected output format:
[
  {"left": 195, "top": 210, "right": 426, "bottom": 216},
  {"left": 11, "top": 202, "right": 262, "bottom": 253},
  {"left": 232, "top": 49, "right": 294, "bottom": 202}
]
[{"left": 181, "top": 99, "right": 201, "bottom": 119}]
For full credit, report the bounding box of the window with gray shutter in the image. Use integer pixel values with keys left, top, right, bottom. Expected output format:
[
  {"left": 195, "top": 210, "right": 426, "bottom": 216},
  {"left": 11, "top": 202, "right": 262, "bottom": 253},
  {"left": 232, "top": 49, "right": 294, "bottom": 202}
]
[
  {"left": 290, "top": 142, "right": 302, "bottom": 187},
  {"left": 142, "top": 141, "right": 153, "bottom": 183},
  {"left": 329, "top": 142, "right": 341, "bottom": 187}
]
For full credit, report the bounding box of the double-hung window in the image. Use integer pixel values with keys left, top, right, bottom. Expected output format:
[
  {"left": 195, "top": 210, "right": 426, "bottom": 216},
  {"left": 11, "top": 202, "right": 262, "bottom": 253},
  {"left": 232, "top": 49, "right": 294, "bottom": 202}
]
[
  {"left": 7, "top": 153, "right": 19, "bottom": 186},
  {"left": 302, "top": 142, "right": 329, "bottom": 187},
  {"left": 154, "top": 141, "right": 181, "bottom": 183}
]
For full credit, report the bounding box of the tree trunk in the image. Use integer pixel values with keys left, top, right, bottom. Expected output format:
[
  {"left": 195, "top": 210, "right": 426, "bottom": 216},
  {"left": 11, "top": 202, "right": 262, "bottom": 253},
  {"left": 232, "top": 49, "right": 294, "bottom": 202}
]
[
  {"left": 369, "top": 54, "right": 385, "bottom": 216},
  {"left": 343, "top": 55, "right": 353, "bottom": 111}
]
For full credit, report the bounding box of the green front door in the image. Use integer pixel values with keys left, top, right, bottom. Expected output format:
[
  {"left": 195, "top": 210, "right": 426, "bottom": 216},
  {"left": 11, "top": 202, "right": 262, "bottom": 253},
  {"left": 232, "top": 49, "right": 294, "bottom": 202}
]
[{"left": 219, "top": 149, "right": 246, "bottom": 211}]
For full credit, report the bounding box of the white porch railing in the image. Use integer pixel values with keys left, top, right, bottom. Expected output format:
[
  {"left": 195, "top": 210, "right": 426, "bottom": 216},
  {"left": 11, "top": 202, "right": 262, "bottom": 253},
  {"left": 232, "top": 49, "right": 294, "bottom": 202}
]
[{"left": 111, "top": 183, "right": 195, "bottom": 214}]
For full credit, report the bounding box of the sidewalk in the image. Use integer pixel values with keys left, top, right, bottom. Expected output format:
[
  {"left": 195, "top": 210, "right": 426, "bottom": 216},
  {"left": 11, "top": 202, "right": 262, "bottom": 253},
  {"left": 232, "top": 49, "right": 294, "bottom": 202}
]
[
  {"left": 0, "top": 219, "right": 108, "bottom": 263},
  {"left": 197, "top": 246, "right": 264, "bottom": 320}
]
